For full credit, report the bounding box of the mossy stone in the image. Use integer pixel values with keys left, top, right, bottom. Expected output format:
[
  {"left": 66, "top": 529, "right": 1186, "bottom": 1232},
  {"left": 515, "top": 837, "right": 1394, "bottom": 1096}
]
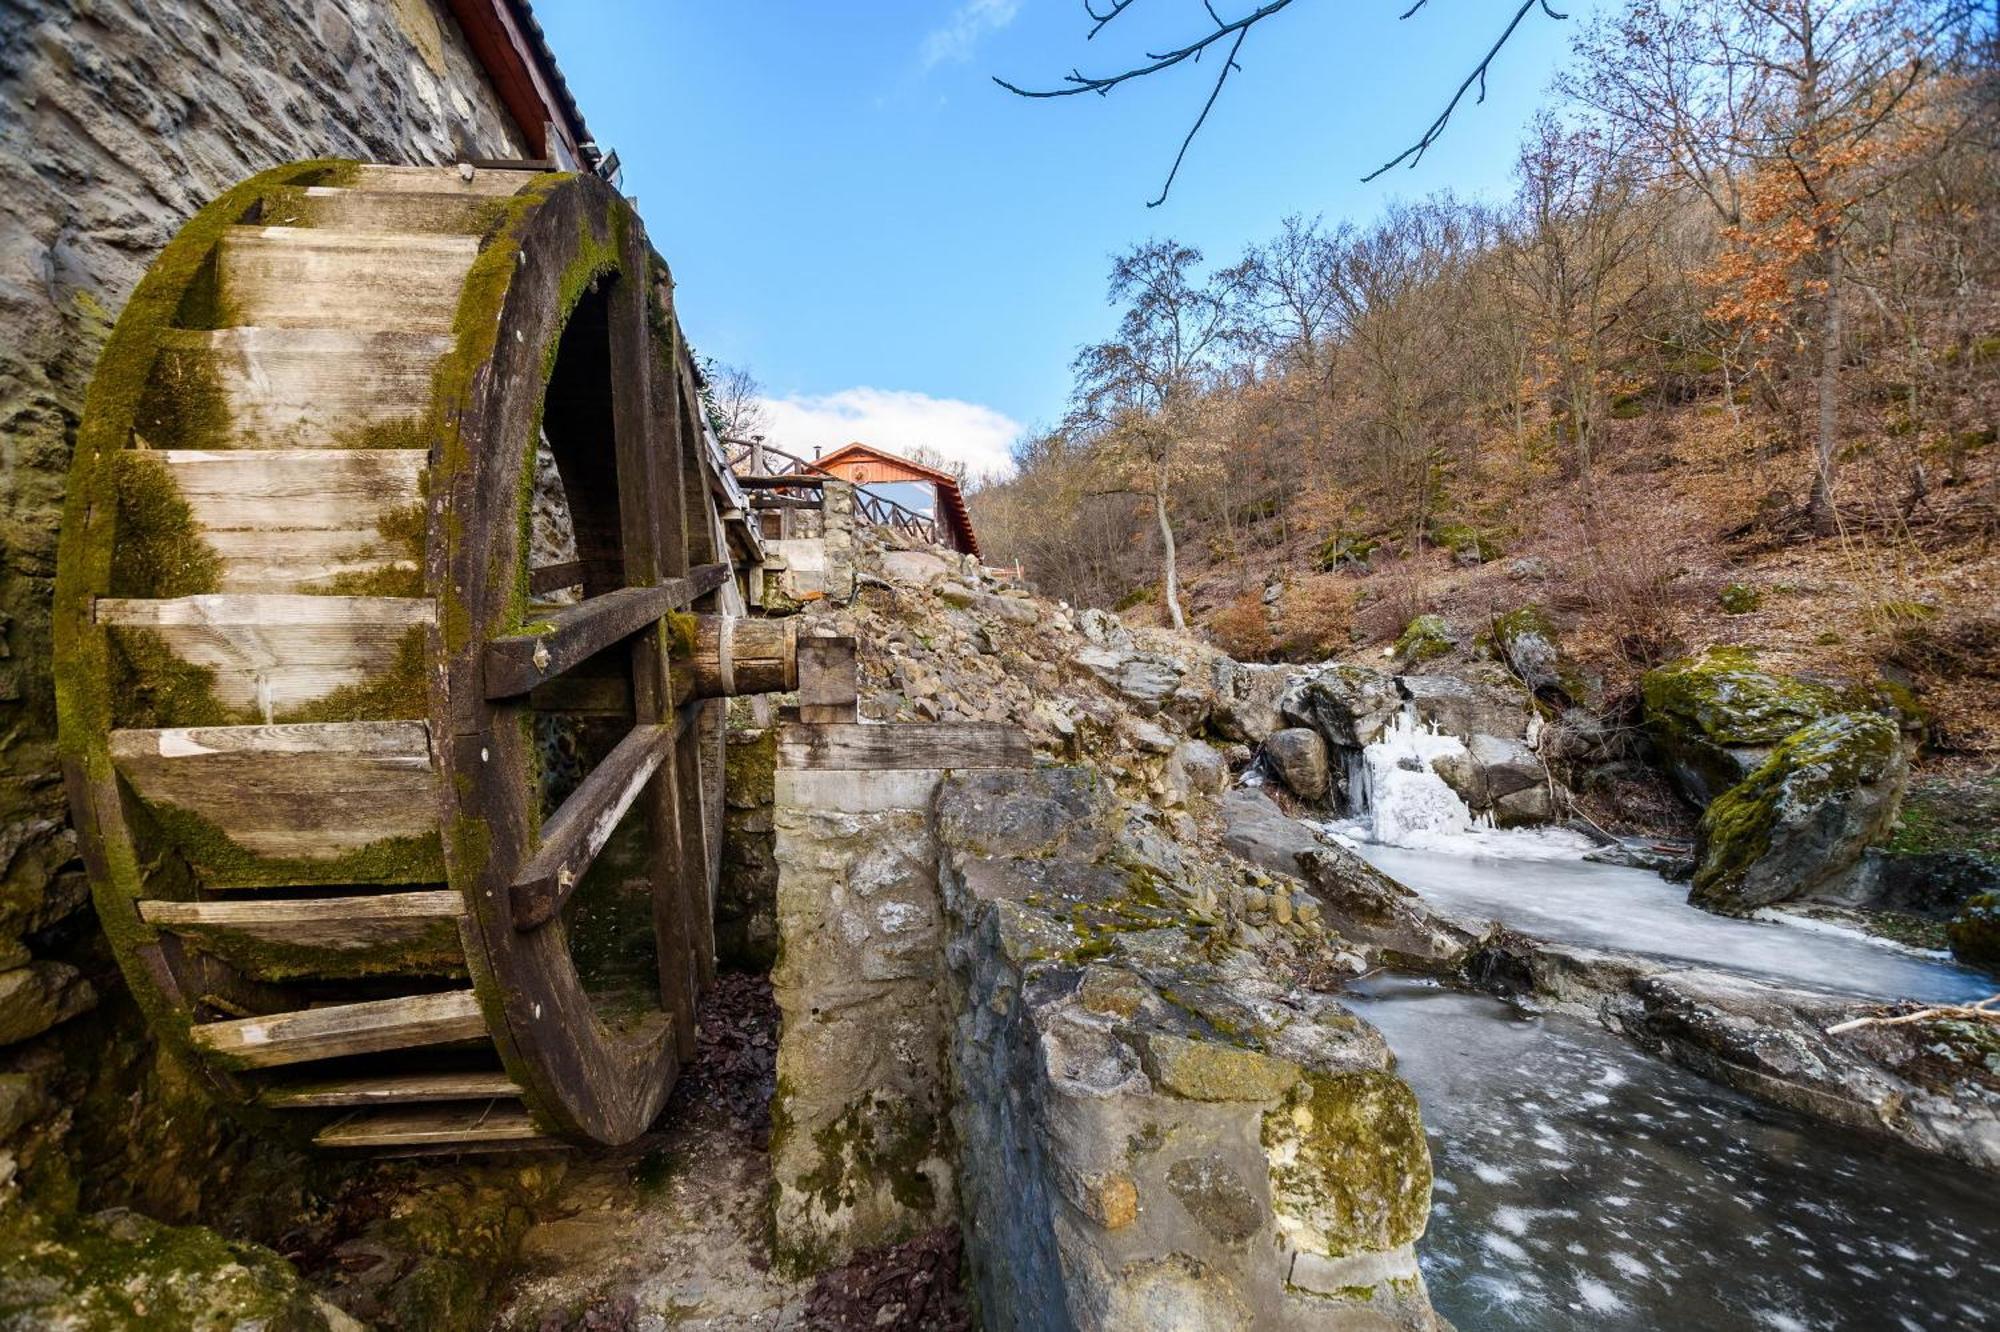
[
  {"left": 1393, "top": 614, "right": 1452, "bottom": 665},
  {"left": 1142, "top": 1031, "right": 1301, "bottom": 1102},
  {"left": 1261, "top": 1069, "right": 1430, "bottom": 1259},
  {"left": 1641, "top": 648, "right": 1840, "bottom": 804},
  {"left": 1691, "top": 712, "right": 1907, "bottom": 914},
  {"left": 1719, "top": 582, "right": 1761, "bottom": 614},
  {"left": 1947, "top": 893, "right": 2000, "bottom": 975}
]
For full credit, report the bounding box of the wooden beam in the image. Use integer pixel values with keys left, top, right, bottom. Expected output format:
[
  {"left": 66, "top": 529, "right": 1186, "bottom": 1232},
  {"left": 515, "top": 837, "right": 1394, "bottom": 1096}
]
[
  {"left": 483, "top": 564, "right": 729, "bottom": 699},
  {"left": 512, "top": 723, "right": 670, "bottom": 930},
  {"left": 778, "top": 723, "right": 1033, "bottom": 772},
  {"left": 797, "top": 636, "right": 858, "bottom": 724},
  {"left": 528, "top": 561, "right": 586, "bottom": 595},
  {"left": 735, "top": 473, "right": 827, "bottom": 490},
  {"left": 261, "top": 1070, "right": 520, "bottom": 1109},
  {"left": 188, "top": 989, "right": 488, "bottom": 1069},
  {"left": 313, "top": 1103, "right": 548, "bottom": 1150}
]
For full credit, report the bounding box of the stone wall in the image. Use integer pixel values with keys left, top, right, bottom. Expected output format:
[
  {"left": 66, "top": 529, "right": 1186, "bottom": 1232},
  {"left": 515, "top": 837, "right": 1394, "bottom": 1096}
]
[
  {"left": 0, "top": 0, "right": 526, "bottom": 1237},
  {"left": 718, "top": 725, "right": 779, "bottom": 970},
  {"left": 768, "top": 763, "right": 959, "bottom": 1274},
  {"left": 936, "top": 768, "right": 1445, "bottom": 1330}
]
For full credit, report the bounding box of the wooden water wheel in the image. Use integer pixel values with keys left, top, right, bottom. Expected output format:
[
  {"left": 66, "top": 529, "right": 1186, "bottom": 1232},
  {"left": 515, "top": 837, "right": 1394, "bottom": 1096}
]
[{"left": 53, "top": 161, "right": 794, "bottom": 1152}]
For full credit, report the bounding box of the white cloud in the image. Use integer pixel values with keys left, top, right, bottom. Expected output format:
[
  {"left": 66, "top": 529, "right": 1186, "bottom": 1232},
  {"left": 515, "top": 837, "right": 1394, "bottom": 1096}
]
[
  {"left": 919, "top": 0, "right": 1021, "bottom": 70},
  {"left": 757, "top": 386, "right": 1022, "bottom": 480}
]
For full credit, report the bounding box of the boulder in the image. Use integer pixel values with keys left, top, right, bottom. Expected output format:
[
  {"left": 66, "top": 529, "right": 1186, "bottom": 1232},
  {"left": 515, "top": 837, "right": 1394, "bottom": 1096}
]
[
  {"left": 1948, "top": 893, "right": 2000, "bottom": 974},
  {"left": 1263, "top": 728, "right": 1330, "bottom": 802},
  {"left": 1401, "top": 673, "right": 1531, "bottom": 743},
  {"left": 1074, "top": 647, "right": 1183, "bottom": 712},
  {"left": 1641, "top": 647, "right": 1839, "bottom": 806},
  {"left": 1208, "top": 658, "right": 1296, "bottom": 743},
  {"left": 1490, "top": 606, "right": 1572, "bottom": 701},
  {"left": 1431, "top": 733, "right": 1545, "bottom": 813},
  {"left": 1295, "top": 847, "right": 1481, "bottom": 973},
  {"left": 0, "top": 960, "right": 95, "bottom": 1046},
  {"left": 1690, "top": 712, "right": 1908, "bottom": 915},
  {"left": 1166, "top": 741, "right": 1228, "bottom": 802},
  {"left": 879, "top": 549, "right": 956, "bottom": 585},
  {"left": 1279, "top": 662, "right": 1400, "bottom": 748},
  {"left": 1219, "top": 789, "right": 1327, "bottom": 878},
  {"left": 1077, "top": 607, "right": 1134, "bottom": 650},
  {"left": 1393, "top": 614, "right": 1453, "bottom": 665}
]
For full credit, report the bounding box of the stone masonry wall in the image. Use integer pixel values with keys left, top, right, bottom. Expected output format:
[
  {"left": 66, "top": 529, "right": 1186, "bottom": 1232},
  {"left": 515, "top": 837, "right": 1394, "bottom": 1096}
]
[
  {"left": 937, "top": 768, "right": 1445, "bottom": 1331},
  {"left": 768, "top": 764, "right": 958, "bottom": 1274}
]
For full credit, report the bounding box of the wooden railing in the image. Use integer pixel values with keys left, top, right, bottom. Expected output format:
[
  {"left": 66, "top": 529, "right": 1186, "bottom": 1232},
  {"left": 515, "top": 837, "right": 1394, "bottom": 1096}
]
[{"left": 723, "top": 437, "right": 945, "bottom": 547}]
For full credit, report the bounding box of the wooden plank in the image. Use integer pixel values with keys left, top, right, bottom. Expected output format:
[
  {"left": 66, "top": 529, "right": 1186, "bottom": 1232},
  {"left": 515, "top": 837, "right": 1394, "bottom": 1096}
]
[
  {"left": 261, "top": 1070, "right": 520, "bottom": 1109},
  {"left": 108, "top": 722, "right": 437, "bottom": 864},
  {"left": 163, "top": 449, "right": 426, "bottom": 531},
  {"left": 778, "top": 722, "right": 1034, "bottom": 772},
  {"left": 512, "top": 723, "right": 669, "bottom": 930},
  {"left": 797, "top": 636, "right": 858, "bottom": 724},
  {"left": 528, "top": 561, "right": 586, "bottom": 595},
  {"left": 263, "top": 185, "right": 502, "bottom": 235},
  {"left": 344, "top": 164, "right": 544, "bottom": 195},
  {"left": 313, "top": 1104, "right": 548, "bottom": 1150},
  {"left": 137, "top": 891, "right": 462, "bottom": 980},
  {"left": 217, "top": 227, "right": 478, "bottom": 333},
  {"left": 482, "top": 564, "right": 730, "bottom": 699},
  {"left": 150, "top": 328, "right": 448, "bottom": 449},
  {"left": 98, "top": 594, "right": 433, "bottom": 719},
  {"left": 188, "top": 989, "right": 487, "bottom": 1068}
]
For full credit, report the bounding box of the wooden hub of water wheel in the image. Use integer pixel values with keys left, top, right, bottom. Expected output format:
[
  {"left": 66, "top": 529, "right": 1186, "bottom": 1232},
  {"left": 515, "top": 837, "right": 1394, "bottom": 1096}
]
[{"left": 53, "top": 160, "right": 788, "bottom": 1152}]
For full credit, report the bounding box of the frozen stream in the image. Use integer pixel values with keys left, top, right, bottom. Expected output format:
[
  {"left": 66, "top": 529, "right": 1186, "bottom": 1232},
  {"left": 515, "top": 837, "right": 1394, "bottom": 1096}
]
[
  {"left": 1354, "top": 974, "right": 2000, "bottom": 1331},
  {"left": 1354, "top": 842, "right": 1989, "bottom": 1003}
]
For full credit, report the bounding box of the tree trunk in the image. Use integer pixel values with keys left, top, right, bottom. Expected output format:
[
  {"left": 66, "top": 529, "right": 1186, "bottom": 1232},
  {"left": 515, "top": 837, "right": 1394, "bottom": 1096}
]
[
  {"left": 1808, "top": 238, "right": 1842, "bottom": 535},
  {"left": 1153, "top": 466, "right": 1186, "bottom": 632}
]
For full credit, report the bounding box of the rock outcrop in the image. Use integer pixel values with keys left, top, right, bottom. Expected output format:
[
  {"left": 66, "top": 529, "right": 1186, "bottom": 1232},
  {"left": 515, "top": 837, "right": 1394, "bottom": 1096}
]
[
  {"left": 1690, "top": 712, "right": 1908, "bottom": 914},
  {"left": 938, "top": 769, "right": 1445, "bottom": 1330},
  {"left": 1640, "top": 648, "right": 1839, "bottom": 806},
  {"left": 1263, "top": 727, "right": 1331, "bottom": 803}
]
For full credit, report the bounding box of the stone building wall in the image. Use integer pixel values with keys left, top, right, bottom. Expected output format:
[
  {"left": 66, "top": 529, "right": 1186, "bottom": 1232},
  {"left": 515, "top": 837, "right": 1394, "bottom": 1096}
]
[{"left": 0, "top": 0, "right": 524, "bottom": 1034}]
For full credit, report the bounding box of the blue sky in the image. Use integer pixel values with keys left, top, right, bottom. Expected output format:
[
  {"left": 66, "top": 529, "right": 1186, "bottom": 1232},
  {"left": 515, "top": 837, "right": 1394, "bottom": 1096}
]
[{"left": 535, "top": 1, "right": 1599, "bottom": 474}]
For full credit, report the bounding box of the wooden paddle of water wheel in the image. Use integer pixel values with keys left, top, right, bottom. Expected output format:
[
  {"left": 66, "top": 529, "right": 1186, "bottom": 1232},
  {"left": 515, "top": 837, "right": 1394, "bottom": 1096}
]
[{"left": 53, "top": 160, "right": 794, "bottom": 1153}]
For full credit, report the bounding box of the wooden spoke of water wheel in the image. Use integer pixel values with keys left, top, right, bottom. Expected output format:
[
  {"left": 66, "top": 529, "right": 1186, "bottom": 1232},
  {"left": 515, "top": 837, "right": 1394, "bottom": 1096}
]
[{"left": 53, "top": 160, "right": 782, "bottom": 1152}]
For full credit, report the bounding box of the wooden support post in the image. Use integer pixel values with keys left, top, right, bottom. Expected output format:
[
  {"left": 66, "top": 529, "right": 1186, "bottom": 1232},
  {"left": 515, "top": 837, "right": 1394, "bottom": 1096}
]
[{"left": 797, "top": 636, "right": 858, "bottom": 724}]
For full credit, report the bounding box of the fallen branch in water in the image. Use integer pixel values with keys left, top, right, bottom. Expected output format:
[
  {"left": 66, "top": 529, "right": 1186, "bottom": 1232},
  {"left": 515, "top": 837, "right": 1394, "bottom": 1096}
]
[{"left": 1826, "top": 993, "right": 2000, "bottom": 1036}]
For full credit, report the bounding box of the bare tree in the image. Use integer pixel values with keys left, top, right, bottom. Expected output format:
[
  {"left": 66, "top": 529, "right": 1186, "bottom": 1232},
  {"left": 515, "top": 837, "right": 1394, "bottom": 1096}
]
[
  {"left": 1071, "top": 240, "right": 1241, "bottom": 629},
  {"left": 701, "top": 358, "right": 770, "bottom": 443}
]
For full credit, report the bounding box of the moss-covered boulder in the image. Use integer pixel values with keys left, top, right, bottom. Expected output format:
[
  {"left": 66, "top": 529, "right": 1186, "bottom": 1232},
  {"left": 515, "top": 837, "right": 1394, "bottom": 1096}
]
[
  {"left": 1718, "top": 582, "right": 1761, "bottom": 614},
  {"left": 1393, "top": 614, "right": 1453, "bottom": 666},
  {"left": 1490, "top": 605, "right": 1578, "bottom": 702},
  {"left": 0, "top": 1205, "right": 358, "bottom": 1331},
  {"left": 1690, "top": 712, "right": 1908, "bottom": 914},
  {"left": 1313, "top": 534, "right": 1379, "bottom": 572},
  {"left": 1641, "top": 648, "right": 1840, "bottom": 805},
  {"left": 1948, "top": 893, "right": 2000, "bottom": 975},
  {"left": 1429, "top": 522, "right": 1501, "bottom": 564}
]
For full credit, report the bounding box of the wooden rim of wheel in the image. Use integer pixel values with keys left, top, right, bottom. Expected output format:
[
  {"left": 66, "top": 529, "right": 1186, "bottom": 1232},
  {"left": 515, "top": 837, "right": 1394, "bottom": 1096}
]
[{"left": 54, "top": 160, "right": 756, "bottom": 1151}]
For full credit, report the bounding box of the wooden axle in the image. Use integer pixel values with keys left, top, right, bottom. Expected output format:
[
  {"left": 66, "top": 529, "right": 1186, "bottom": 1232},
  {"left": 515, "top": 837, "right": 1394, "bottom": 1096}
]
[{"left": 678, "top": 613, "right": 798, "bottom": 699}]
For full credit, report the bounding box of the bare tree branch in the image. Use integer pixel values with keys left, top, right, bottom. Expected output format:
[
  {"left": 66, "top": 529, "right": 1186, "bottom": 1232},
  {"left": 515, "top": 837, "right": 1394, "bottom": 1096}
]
[{"left": 995, "top": 0, "right": 1569, "bottom": 202}]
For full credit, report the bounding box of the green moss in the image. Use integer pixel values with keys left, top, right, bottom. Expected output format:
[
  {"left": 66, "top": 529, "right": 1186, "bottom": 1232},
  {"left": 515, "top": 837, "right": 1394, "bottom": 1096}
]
[
  {"left": 1315, "top": 534, "right": 1380, "bottom": 571},
  {"left": 1885, "top": 774, "right": 2000, "bottom": 860},
  {"left": 1719, "top": 582, "right": 1761, "bottom": 614},
  {"left": 276, "top": 626, "right": 430, "bottom": 723},
  {"left": 51, "top": 161, "right": 357, "bottom": 1079},
  {"left": 107, "top": 626, "right": 253, "bottom": 729},
  {"left": 1690, "top": 712, "right": 1902, "bottom": 911},
  {"left": 779, "top": 1092, "right": 943, "bottom": 1276},
  {"left": 134, "top": 342, "right": 231, "bottom": 449},
  {"left": 1261, "top": 1069, "right": 1431, "bottom": 1259},
  {"left": 1641, "top": 647, "right": 1841, "bottom": 802},
  {"left": 1429, "top": 523, "right": 1501, "bottom": 562},
  {"left": 145, "top": 800, "right": 445, "bottom": 890},
  {"left": 107, "top": 452, "right": 222, "bottom": 599},
  {"left": 176, "top": 916, "right": 464, "bottom": 982},
  {"left": 0, "top": 1205, "right": 337, "bottom": 1330},
  {"left": 1393, "top": 614, "right": 1452, "bottom": 664},
  {"left": 1948, "top": 893, "right": 2000, "bottom": 974}
]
